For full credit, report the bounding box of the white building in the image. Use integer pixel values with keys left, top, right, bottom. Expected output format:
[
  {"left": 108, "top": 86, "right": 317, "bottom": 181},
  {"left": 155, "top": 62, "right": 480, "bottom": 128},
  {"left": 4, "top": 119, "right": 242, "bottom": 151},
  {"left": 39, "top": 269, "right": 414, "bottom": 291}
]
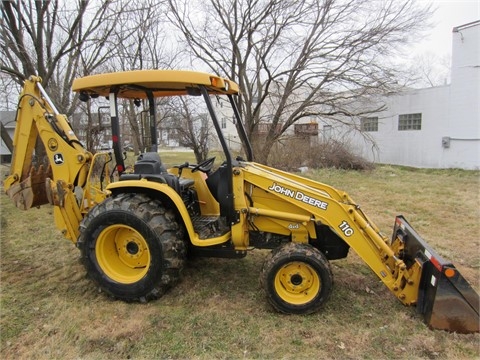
[
  {"left": 217, "top": 20, "right": 479, "bottom": 170},
  {"left": 341, "top": 20, "right": 480, "bottom": 170}
]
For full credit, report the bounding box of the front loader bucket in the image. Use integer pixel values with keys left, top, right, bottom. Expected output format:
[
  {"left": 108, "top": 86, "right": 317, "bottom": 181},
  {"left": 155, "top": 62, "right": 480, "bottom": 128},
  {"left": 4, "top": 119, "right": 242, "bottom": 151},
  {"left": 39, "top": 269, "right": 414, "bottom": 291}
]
[{"left": 393, "top": 216, "right": 479, "bottom": 333}]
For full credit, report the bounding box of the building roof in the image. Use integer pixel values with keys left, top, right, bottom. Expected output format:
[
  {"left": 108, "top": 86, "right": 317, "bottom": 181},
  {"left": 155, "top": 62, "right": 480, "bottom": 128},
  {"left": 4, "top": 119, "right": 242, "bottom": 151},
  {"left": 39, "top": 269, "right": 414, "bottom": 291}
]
[
  {"left": 453, "top": 20, "right": 480, "bottom": 32},
  {"left": 0, "top": 111, "right": 16, "bottom": 128}
]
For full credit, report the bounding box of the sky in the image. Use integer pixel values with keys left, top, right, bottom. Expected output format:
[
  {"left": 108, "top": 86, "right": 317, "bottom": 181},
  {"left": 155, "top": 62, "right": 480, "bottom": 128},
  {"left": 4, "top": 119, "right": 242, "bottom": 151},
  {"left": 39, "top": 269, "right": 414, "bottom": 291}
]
[{"left": 413, "top": 0, "right": 480, "bottom": 58}]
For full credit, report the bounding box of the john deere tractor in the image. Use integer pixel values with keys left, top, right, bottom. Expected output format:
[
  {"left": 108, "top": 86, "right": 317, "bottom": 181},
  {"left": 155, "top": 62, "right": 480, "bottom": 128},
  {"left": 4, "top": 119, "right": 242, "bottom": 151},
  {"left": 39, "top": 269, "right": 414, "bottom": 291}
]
[{"left": 4, "top": 70, "right": 479, "bottom": 333}]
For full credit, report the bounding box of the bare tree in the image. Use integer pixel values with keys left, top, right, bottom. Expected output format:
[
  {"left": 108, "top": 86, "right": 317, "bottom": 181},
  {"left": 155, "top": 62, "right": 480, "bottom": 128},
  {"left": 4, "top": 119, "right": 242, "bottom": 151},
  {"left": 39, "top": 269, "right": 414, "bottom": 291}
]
[
  {"left": 0, "top": 72, "right": 20, "bottom": 110},
  {"left": 105, "top": 0, "right": 181, "bottom": 153},
  {"left": 1, "top": 0, "right": 178, "bottom": 154},
  {"left": 168, "top": 0, "right": 433, "bottom": 163},
  {"left": 407, "top": 52, "right": 451, "bottom": 88},
  {"left": 164, "top": 98, "right": 213, "bottom": 163},
  {"left": 0, "top": 1, "right": 131, "bottom": 115}
]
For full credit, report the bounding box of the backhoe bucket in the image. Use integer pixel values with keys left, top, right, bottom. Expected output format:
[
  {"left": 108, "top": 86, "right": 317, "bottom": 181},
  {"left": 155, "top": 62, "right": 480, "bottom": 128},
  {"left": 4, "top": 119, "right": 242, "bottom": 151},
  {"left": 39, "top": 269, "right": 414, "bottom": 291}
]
[
  {"left": 392, "top": 216, "right": 479, "bottom": 333},
  {"left": 5, "top": 165, "right": 51, "bottom": 210}
]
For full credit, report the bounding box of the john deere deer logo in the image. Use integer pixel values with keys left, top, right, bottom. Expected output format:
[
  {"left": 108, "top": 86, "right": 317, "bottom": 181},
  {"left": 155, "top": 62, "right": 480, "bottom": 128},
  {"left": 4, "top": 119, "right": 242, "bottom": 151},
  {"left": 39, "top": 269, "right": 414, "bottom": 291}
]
[{"left": 53, "top": 153, "right": 64, "bottom": 165}]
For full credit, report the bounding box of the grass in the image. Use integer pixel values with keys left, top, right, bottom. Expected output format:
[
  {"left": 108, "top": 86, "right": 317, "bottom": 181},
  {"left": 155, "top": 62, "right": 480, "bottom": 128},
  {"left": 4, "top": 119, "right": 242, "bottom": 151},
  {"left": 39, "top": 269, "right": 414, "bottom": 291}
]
[{"left": 1, "top": 161, "right": 479, "bottom": 359}]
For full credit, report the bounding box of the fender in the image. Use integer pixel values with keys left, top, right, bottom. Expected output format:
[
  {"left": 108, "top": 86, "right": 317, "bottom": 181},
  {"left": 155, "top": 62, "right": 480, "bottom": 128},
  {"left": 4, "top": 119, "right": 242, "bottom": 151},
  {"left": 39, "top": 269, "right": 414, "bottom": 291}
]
[{"left": 107, "top": 179, "right": 197, "bottom": 241}]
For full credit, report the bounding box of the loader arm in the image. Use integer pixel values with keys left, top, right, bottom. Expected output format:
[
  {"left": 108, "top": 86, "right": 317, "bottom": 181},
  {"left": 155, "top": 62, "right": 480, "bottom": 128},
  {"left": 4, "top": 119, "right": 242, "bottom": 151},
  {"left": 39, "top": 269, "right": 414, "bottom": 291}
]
[
  {"left": 4, "top": 76, "right": 93, "bottom": 242},
  {"left": 242, "top": 162, "right": 479, "bottom": 333},
  {"left": 244, "top": 163, "right": 416, "bottom": 301}
]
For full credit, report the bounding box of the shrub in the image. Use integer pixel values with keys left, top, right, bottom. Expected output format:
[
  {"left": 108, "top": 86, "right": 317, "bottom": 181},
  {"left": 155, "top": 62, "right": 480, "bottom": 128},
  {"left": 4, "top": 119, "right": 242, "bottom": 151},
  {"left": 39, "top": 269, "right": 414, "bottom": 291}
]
[{"left": 268, "top": 138, "right": 374, "bottom": 171}]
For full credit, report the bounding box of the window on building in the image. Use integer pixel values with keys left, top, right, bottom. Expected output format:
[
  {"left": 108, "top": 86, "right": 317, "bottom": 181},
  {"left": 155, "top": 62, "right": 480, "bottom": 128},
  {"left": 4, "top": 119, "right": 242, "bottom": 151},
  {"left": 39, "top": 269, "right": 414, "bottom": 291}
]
[
  {"left": 294, "top": 122, "right": 319, "bottom": 136},
  {"left": 361, "top": 117, "right": 378, "bottom": 132},
  {"left": 398, "top": 113, "right": 422, "bottom": 130},
  {"left": 221, "top": 117, "right": 227, "bottom": 129}
]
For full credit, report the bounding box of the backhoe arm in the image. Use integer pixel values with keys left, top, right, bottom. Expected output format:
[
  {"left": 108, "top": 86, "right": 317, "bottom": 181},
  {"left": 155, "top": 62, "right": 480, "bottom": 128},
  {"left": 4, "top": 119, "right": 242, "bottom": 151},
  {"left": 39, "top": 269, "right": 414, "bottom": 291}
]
[{"left": 4, "top": 76, "right": 92, "bottom": 242}]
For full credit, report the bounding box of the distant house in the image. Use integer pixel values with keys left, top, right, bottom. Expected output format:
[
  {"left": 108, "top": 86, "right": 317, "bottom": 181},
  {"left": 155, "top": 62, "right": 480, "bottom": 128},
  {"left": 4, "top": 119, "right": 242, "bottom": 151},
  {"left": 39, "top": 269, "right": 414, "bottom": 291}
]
[
  {"left": 0, "top": 109, "right": 118, "bottom": 160},
  {"left": 0, "top": 111, "right": 16, "bottom": 163}
]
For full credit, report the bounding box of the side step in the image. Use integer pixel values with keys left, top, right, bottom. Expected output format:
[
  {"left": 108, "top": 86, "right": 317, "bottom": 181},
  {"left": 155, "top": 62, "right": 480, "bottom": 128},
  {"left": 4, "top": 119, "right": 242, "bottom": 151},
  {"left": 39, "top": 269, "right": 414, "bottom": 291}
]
[
  {"left": 189, "top": 216, "right": 245, "bottom": 258},
  {"left": 191, "top": 216, "right": 229, "bottom": 239},
  {"left": 393, "top": 216, "right": 479, "bottom": 333}
]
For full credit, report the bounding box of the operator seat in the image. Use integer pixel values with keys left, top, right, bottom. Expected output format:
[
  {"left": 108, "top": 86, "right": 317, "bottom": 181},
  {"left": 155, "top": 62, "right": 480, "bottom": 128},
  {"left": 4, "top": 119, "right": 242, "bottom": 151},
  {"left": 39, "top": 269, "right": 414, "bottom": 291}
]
[
  {"left": 120, "top": 152, "right": 180, "bottom": 193},
  {"left": 133, "top": 152, "right": 168, "bottom": 174}
]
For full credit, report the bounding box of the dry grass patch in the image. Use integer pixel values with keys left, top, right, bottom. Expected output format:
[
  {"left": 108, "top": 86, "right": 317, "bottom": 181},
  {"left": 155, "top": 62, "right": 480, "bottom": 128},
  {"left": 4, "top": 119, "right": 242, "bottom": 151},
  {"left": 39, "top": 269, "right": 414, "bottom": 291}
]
[{"left": 1, "top": 164, "right": 479, "bottom": 359}]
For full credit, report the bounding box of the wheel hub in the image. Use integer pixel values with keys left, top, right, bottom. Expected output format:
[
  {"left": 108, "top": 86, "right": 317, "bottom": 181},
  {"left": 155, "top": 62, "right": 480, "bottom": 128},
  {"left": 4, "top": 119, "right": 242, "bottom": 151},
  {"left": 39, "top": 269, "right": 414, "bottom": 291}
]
[
  {"left": 95, "top": 224, "right": 150, "bottom": 284},
  {"left": 120, "top": 237, "right": 144, "bottom": 260},
  {"left": 290, "top": 273, "right": 303, "bottom": 286},
  {"left": 274, "top": 261, "right": 321, "bottom": 305},
  {"left": 126, "top": 241, "right": 139, "bottom": 255}
]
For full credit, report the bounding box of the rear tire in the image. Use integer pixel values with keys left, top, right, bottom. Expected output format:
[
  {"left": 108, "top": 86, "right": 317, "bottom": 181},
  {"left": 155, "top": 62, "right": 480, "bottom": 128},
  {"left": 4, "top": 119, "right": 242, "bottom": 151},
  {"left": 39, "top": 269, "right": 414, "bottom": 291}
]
[
  {"left": 78, "top": 193, "right": 186, "bottom": 302},
  {"left": 261, "top": 242, "right": 333, "bottom": 314}
]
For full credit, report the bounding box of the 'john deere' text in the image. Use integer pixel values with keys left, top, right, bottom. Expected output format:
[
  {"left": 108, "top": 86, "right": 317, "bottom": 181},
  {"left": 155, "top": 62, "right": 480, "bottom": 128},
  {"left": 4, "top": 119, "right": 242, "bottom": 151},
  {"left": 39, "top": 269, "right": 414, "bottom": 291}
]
[{"left": 268, "top": 182, "right": 328, "bottom": 210}]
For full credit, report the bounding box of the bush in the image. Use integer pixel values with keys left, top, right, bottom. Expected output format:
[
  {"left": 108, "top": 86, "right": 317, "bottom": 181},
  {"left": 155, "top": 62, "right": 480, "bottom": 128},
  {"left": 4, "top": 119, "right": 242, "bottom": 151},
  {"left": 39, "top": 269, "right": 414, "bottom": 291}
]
[{"left": 268, "top": 138, "right": 374, "bottom": 171}]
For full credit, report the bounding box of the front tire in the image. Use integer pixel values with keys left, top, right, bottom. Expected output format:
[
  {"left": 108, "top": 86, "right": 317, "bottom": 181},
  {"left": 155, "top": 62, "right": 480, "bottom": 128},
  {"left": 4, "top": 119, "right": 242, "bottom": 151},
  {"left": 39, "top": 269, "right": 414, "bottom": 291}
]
[
  {"left": 261, "top": 242, "right": 333, "bottom": 314},
  {"left": 78, "top": 193, "right": 186, "bottom": 302}
]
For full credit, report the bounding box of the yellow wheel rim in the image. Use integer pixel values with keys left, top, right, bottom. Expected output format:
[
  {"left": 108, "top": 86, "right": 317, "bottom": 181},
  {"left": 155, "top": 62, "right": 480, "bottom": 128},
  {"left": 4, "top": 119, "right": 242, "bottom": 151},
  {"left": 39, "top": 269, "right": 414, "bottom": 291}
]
[
  {"left": 95, "top": 224, "right": 150, "bottom": 284},
  {"left": 274, "top": 261, "right": 321, "bottom": 305}
]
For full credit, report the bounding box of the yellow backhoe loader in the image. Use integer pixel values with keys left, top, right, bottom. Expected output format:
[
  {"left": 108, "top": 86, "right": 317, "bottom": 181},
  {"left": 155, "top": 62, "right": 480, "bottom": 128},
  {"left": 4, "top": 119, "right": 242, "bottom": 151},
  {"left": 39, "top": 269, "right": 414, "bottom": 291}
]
[{"left": 4, "top": 71, "right": 479, "bottom": 333}]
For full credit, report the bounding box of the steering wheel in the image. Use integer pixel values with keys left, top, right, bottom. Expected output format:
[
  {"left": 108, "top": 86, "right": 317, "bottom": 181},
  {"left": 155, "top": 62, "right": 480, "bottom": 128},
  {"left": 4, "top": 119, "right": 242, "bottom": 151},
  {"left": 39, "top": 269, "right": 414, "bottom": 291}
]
[{"left": 191, "top": 156, "right": 216, "bottom": 173}]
